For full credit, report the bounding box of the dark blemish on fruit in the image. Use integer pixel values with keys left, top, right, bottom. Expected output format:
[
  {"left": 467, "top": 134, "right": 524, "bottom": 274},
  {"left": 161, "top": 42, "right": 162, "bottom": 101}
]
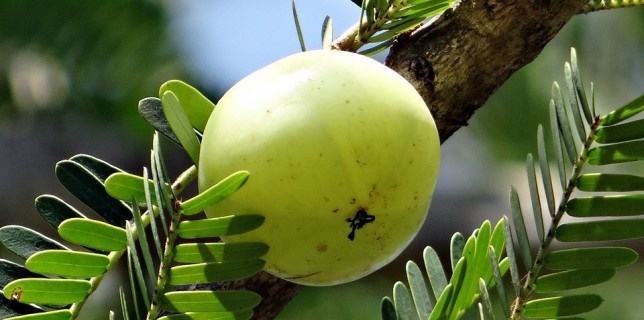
[
  {"left": 350, "top": 198, "right": 356, "bottom": 204},
  {"left": 333, "top": 208, "right": 339, "bottom": 213},
  {"left": 317, "top": 243, "right": 328, "bottom": 252},
  {"left": 285, "top": 271, "right": 322, "bottom": 280},
  {"left": 346, "top": 208, "right": 376, "bottom": 241}
]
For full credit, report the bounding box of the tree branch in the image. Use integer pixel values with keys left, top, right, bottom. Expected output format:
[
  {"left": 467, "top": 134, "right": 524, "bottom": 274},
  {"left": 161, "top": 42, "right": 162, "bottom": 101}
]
[{"left": 205, "top": 1, "right": 593, "bottom": 319}]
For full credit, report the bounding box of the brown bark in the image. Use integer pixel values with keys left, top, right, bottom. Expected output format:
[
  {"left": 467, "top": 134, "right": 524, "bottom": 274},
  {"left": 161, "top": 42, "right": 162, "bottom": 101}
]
[{"left": 206, "top": 1, "right": 590, "bottom": 319}]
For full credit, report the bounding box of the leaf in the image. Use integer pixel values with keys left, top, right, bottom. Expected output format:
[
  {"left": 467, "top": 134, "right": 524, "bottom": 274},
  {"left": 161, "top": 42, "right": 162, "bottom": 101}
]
[
  {"left": 181, "top": 171, "right": 250, "bottom": 215},
  {"left": 5, "top": 309, "right": 72, "bottom": 320},
  {"left": 537, "top": 126, "right": 556, "bottom": 218},
  {"left": 406, "top": 261, "right": 432, "bottom": 319},
  {"left": 34, "top": 195, "right": 87, "bottom": 229},
  {"left": 104, "top": 172, "right": 170, "bottom": 203},
  {"left": 58, "top": 218, "right": 127, "bottom": 252},
  {"left": 595, "top": 119, "right": 644, "bottom": 144},
  {"left": 552, "top": 83, "right": 578, "bottom": 164},
  {"left": 566, "top": 195, "right": 644, "bottom": 217},
  {"left": 358, "top": 38, "right": 395, "bottom": 56},
  {"left": 423, "top": 246, "right": 447, "bottom": 301},
  {"left": 291, "top": 0, "right": 306, "bottom": 52},
  {"left": 393, "top": 282, "right": 418, "bottom": 320},
  {"left": 510, "top": 187, "right": 532, "bottom": 269},
  {"left": 3, "top": 278, "right": 91, "bottom": 305},
  {"left": 449, "top": 232, "right": 464, "bottom": 270},
  {"left": 157, "top": 310, "right": 253, "bottom": 320},
  {"left": 159, "top": 80, "right": 216, "bottom": 133},
  {"left": 161, "top": 290, "right": 261, "bottom": 313},
  {"left": 428, "top": 283, "right": 452, "bottom": 320},
  {"left": 138, "top": 97, "right": 181, "bottom": 145},
  {"left": 0, "top": 260, "right": 44, "bottom": 288},
  {"left": 69, "top": 154, "right": 123, "bottom": 182},
  {"left": 161, "top": 91, "right": 201, "bottom": 165},
  {"left": 600, "top": 94, "right": 643, "bottom": 126},
  {"left": 177, "top": 215, "right": 265, "bottom": 239},
  {"left": 168, "top": 260, "right": 265, "bottom": 285},
  {"left": 130, "top": 202, "right": 156, "bottom": 289},
  {"left": 321, "top": 16, "right": 333, "bottom": 49},
  {"left": 534, "top": 269, "right": 616, "bottom": 293},
  {"left": 478, "top": 279, "right": 494, "bottom": 320},
  {"left": 25, "top": 250, "right": 109, "bottom": 278},
  {"left": 522, "top": 294, "right": 603, "bottom": 318},
  {"left": 488, "top": 247, "right": 509, "bottom": 318},
  {"left": 526, "top": 154, "right": 544, "bottom": 242},
  {"left": 576, "top": 173, "right": 644, "bottom": 192},
  {"left": 125, "top": 221, "right": 151, "bottom": 311},
  {"left": 556, "top": 219, "right": 644, "bottom": 242},
  {"left": 173, "top": 242, "right": 269, "bottom": 264},
  {"left": 381, "top": 296, "right": 397, "bottom": 320},
  {"left": 0, "top": 226, "right": 68, "bottom": 259},
  {"left": 564, "top": 62, "right": 587, "bottom": 141},
  {"left": 569, "top": 48, "right": 593, "bottom": 123},
  {"left": 549, "top": 101, "right": 567, "bottom": 189},
  {"left": 55, "top": 160, "right": 132, "bottom": 227},
  {"left": 502, "top": 216, "right": 521, "bottom": 296},
  {"left": 544, "top": 247, "right": 638, "bottom": 270},
  {"left": 587, "top": 140, "right": 644, "bottom": 165}
]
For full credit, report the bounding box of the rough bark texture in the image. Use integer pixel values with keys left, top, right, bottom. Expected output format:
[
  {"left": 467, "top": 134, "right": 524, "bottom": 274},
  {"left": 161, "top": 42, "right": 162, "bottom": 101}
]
[
  {"left": 200, "top": 1, "right": 590, "bottom": 319},
  {"left": 387, "top": 0, "right": 587, "bottom": 142}
]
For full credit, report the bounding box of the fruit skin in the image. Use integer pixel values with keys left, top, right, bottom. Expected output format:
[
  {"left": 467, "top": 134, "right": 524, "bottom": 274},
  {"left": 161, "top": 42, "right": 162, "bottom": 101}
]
[{"left": 198, "top": 50, "right": 440, "bottom": 286}]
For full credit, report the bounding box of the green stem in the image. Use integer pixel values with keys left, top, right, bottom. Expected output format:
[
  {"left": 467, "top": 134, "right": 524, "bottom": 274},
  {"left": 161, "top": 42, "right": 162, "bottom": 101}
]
[
  {"left": 510, "top": 118, "right": 600, "bottom": 319},
  {"left": 69, "top": 165, "right": 197, "bottom": 319},
  {"left": 579, "top": 0, "right": 643, "bottom": 14}
]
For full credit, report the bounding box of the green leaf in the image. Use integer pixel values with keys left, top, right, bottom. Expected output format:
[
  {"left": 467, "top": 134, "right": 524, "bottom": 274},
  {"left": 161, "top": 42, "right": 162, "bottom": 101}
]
[
  {"left": 168, "top": 260, "right": 265, "bottom": 285},
  {"left": 478, "top": 279, "right": 494, "bottom": 320},
  {"left": 537, "top": 126, "right": 556, "bottom": 218},
  {"left": 556, "top": 219, "right": 644, "bottom": 241},
  {"left": 178, "top": 215, "right": 265, "bottom": 239},
  {"left": 3, "top": 278, "right": 91, "bottom": 305},
  {"left": 104, "top": 172, "right": 171, "bottom": 203},
  {"left": 358, "top": 38, "right": 395, "bottom": 56},
  {"left": 58, "top": 218, "right": 127, "bottom": 252},
  {"left": 569, "top": 48, "right": 593, "bottom": 124},
  {"left": 69, "top": 154, "right": 123, "bottom": 182},
  {"left": 393, "top": 282, "right": 418, "bottom": 320},
  {"left": 595, "top": 119, "right": 644, "bottom": 144},
  {"left": 162, "top": 91, "right": 201, "bottom": 165},
  {"left": 291, "top": 0, "right": 306, "bottom": 51},
  {"left": 587, "top": 140, "right": 644, "bottom": 165},
  {"left": 55, "top": 160, "right": 132, "bottom": 227},
  {"left": 157, "top": 310, "right": 253, "bottom": 320},
  {"left": 391, "top": 1, "right": 451, "bottom": 18},
  {"left": 138, "top": 97, "right": 181, "bottom": 145},
  {"left": 181, "top": 171, "right": 249, "bottom": 215},
  {"left": 130, "top": 202, "right": 156, "bottom": 289},
  {"left": 510, "top": 187, "right": 532, "bottom": 269},
  {"left": 159, "top": 80, "right": 216, "bottom": 133},
  {"left": 488, "top": 247, "right": 509, "bottom": 318},
  {"left": 549, "top": 101, "right": 567, "bottom": 190},
  {"left": 566, "top": 195, "right": 644, "bottom": 217},
  {"left": 600, "top": 94, "right": 643, "bottom": 126},
  {"left": 381, "top": 296, "right": 397, "bottom": 320},
  {"left": 5, "top": 309, "right": 72, "bottom": 320},
  {"left": 522, "top": 294, "right": 603, "bottom": 318},
  {"left": 526, "top": 153, "right": 544, "bottom": 242},
  {"left": 576, "top": 173, "right": 644, "bottom": 192},
  {"left": 449, "top": 232, "right": 464, "bottom": 270},
  {"left": 502, "top": 216, "right": 521, "bottom": 296},
  {"left": 423, "top": 246, "right": 447, "bottom": 301},
  {"left": 552, "top": 83, "right": 578, "bottom": 164},
  {"left": 25, "top": 250, "right": 109, "bottom": 278},
  {"left": 406, "top": 261, "right": 432, "bottom": 319},
  {"left": 534, "top": 269, "right": 616, "bottom": 293},
  {"left": 321, "top": 16, "right": 333, "bottom": 49},
  {"left": 544, "top": 247, "right": 638, "bottom": 270},
  {"left": 447, "top": 257, "right": 467, "bottom": 316},
  {"left": 428, "top": 283, "right": 452, "bottom": 320},
  {"left": 125, "top": 222, "right": 151, "bottom": 310},
  {"left": 173, "top": 242, "right": 269, "bottom": 263},
  {"left": 161, "top": 290, "right": 261, "bottom": 312},
  {"left": 564, "top": 62, "right": 587, "bottom": 142},
  {"left": 0, "top": 226, "right": 68, "bottom": 259},
  {"left": 0, "top": 260, "right": 44, "bottom": 288},
  {"left": 34, "top": 195, "right": 87, "bottom": 229}
]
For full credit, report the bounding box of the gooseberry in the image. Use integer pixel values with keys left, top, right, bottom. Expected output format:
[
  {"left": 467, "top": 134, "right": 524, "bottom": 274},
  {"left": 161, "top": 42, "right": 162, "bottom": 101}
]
[{"left": 198, "top": 50, "right": 440, "bottom": 286}]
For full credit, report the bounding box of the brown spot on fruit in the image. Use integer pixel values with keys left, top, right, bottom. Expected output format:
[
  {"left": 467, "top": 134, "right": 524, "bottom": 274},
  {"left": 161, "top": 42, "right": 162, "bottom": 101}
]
[{"left": 317, "top": 243, "right": 328, "bottom": 252}]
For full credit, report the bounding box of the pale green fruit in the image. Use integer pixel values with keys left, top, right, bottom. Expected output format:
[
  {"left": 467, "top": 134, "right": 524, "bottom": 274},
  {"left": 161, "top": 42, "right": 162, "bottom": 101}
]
[{"left": 198, "top": 50, "right": 440, "bottom": 286}]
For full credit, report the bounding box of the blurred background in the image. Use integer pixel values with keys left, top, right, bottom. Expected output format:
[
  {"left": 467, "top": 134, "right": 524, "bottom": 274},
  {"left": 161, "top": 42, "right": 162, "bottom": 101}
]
[{"left": 0, "top": 1, "right": 642, "bottom": 319}]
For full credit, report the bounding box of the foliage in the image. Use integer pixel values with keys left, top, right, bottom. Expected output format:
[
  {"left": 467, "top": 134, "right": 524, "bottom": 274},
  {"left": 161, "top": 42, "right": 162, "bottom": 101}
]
[{"left": 381, "top": 48, "right": 643, "bottom": 319}]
